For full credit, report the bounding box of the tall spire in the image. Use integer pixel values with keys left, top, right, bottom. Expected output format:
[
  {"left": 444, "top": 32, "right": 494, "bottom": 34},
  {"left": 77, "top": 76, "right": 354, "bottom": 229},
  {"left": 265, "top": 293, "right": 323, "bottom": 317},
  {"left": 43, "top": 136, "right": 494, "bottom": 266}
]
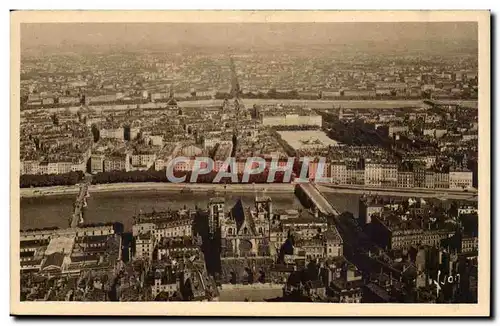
[
  {"left": 169, "top": 84, "right": 174, "bottom": 99},
  {"left": 167, "top": 84, "right": 177, "bottom": 106},
  {"left": 229, "top": 56, "right": 240, "bottom": 99}
]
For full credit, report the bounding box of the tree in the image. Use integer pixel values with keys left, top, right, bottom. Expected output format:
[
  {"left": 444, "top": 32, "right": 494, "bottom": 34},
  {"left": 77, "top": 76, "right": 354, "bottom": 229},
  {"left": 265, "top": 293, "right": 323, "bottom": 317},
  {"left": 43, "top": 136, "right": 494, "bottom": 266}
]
[{"left": 20, "top": 171, "right": 84, "bottom": 188}]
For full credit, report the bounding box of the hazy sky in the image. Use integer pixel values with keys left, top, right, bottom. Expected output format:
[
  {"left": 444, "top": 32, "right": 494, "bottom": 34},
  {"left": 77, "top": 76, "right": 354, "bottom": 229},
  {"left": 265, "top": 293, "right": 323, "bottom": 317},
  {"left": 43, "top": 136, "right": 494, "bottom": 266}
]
[{"left": 21, "top": 22, "right": 478, "bottom": 51}]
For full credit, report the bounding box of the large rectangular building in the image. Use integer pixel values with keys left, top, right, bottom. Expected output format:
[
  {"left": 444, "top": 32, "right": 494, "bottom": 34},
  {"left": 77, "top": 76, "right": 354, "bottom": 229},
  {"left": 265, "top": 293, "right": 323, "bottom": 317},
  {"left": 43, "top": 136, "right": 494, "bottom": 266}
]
[
  {"left": 449, "top": 170, "right": 473, "bottom": 190},
  {"left": 90, "top": 154, "right": 105, "bottom": 174},
  {"left": 331, "top": 162, "right": 347, "bottom": 185},
  {"left": 277, "top": 130, "right": 340, "bottom": 151},
  {"left": 104, "top": 153, "right": 130, "bottom": 172},
  {"left": 100, "top": 127, "right": 124, "bottom": 140},
  {"left": 262, "top": 114, "right": 322, "bottom": 127}
]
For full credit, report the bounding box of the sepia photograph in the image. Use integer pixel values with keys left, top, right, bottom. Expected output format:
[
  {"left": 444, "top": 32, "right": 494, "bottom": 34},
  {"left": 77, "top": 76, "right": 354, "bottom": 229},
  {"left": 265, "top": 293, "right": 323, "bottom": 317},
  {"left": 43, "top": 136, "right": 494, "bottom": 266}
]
[{"left": 10, "top": 10, "right": 490, "bottom": 316}]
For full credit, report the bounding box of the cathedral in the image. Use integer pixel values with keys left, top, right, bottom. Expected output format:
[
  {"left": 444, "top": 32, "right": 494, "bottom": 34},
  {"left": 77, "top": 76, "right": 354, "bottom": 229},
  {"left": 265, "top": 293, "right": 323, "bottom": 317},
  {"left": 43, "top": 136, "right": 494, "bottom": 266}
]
[{"left": 208, "top": 196, "right": 273, "bottom": 258}]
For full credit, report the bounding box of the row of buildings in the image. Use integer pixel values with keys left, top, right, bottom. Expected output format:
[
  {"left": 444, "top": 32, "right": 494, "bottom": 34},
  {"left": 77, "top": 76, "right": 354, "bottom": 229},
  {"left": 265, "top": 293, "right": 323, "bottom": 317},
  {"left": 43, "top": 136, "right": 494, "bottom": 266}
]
[
  {"left": 327, "top": 161, "right": 473, "bottom": 190},
  {"left": 20, "top": 95, "right": 476, "bottom": 193},
  {"left": 261, "top": 113, "right": 322, "bottom": 128},
  {"left": 20, "top": 223, "right": 122, "bottom": 275},
  {"left": 20, "top": 220, "right": 219, "bottom": 301},
  {"left": 132, "top": 196, "right": 344, "bottom": 261},
  {"left": 21, "top": 156, "right": 90, "bottom": 175},
  {"left": 22, "top": 50, "right": 478, "bottom": 110},
  {"left": 20, "top": 112, "right": 93, "bottom": 175},
  {"left": 358, "top": 196, "right": 478, "bottom": 252}
]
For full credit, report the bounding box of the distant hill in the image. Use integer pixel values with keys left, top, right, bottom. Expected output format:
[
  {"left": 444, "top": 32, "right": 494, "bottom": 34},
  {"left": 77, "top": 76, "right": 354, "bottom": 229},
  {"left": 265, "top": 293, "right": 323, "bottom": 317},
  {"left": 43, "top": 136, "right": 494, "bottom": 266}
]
[{"left": 21, "top": 22, "right": 478, "bottom": 57}]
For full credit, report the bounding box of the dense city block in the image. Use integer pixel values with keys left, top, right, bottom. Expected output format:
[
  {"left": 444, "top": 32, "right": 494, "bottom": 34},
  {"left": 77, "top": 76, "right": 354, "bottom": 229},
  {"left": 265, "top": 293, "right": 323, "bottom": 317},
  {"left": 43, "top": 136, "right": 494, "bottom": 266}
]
[{"left": 19, "top": 21, "right": 479, "bottom": 304}]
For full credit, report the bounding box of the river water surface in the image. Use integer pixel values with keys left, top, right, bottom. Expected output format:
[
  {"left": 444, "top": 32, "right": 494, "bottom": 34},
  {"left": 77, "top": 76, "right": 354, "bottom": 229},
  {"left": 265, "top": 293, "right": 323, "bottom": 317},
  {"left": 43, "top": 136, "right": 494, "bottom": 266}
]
[{"left": 20, "top": 190, "right": 362, "bottom": 231}]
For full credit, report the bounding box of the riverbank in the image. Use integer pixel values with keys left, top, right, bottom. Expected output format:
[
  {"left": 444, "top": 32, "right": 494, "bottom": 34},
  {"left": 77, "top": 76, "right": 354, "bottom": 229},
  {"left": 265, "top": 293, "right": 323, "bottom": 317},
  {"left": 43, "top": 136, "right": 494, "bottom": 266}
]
[
  {"left": 22, "top": 99, "right": 478, "bottom": 114},
  {"left": 20, "top": 182, "right": 478, "bottom": 200},
  {"left": 20, "top": 182, "right": 295, "bottom": 198},
  {"left": 318, "top": 184, "right": 478, "bottom": 201},
  {"left": 179, "top": 98, "right": 478, "bottom": 109}
]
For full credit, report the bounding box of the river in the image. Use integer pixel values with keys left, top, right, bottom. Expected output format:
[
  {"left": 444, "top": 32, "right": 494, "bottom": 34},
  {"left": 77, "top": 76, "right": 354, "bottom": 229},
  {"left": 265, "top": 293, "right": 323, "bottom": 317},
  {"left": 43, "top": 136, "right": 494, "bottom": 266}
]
[
  {"left": 20, "top": 190, "right": 308, "bottom": 231},
  {"left": 178, "top": 99, "right": 478, "bottom": 109},
  {"left": 20, "top": 190, "right": 363, "bottom": 231},
  {"left": 23, "top": 99, "right": 478, "bottom": 114}
]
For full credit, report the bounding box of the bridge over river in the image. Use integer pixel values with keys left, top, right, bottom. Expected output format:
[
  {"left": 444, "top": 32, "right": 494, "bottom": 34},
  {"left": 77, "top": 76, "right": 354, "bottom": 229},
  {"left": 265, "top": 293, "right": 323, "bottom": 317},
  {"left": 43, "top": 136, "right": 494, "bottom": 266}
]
[
  {"left": 69, "top": 181, "right": 90, "bottom": 228},
  {"left": 295, "top": 182, "right": 340, "bottom": 216}
]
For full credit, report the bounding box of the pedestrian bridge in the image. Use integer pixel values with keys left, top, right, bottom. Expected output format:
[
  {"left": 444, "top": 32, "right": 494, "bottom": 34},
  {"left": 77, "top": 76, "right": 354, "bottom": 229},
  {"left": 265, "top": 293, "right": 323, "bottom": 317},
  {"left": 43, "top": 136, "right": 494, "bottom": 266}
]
[{"left": 70, "top": 182, "right": 90, "bottom": 228}]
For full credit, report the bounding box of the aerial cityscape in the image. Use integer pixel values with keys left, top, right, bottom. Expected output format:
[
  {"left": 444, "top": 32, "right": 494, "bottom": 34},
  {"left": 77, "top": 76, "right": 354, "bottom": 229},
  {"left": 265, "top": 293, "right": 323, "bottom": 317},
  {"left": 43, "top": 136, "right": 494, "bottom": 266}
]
[{"left": 18, "top": 21, "right": 479, "bottom": 305}]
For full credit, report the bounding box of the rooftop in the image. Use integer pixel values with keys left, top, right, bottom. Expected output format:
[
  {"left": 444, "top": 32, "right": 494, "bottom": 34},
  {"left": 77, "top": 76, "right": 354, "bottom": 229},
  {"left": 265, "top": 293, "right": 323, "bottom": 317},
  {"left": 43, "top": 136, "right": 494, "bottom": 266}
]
[{"left": 44, "top": 235, "right": 76, "bottom": 256}]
